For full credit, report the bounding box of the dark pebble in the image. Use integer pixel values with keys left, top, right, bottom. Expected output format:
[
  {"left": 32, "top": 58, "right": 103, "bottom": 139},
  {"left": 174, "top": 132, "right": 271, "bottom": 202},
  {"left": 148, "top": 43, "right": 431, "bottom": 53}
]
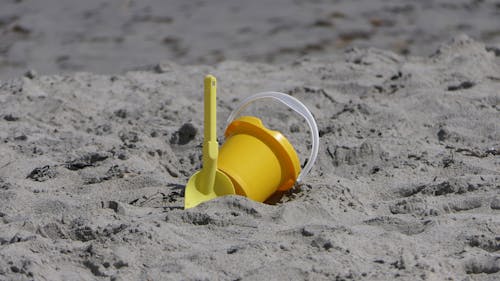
[
  {"left": 14, "top": 135, "right": 27, "bottom": 141},
  {"left": 114, "top": 109, "right": 127, "bottom": 119},
  {"left": 486, "top": 46, "right": 500, "bottom": 56},
  {"left": 24, "top": 69, "right": 37, "bottom": 79},
  {"left": 437, "top": 128, "right": 449, "bottom": 141},
  {"left": 301, "top": 227, "right": 314, "bottom": 237},
  {"left": 10, "top": 266, "right": 20, "bottom": 273},
  {"left": 26, "top": 165, "right": 57, "bottom": 182},
  {"left": 3, "top": 114, "right": 19, "bottom": 121},
  {"left": 170, "top": 123, "right": 197, "bottom": 145},
  {"left": 65, "top": 152, "right": 109, "bottom": 170},
  {"left": 447, "top": 81, "right": 475, "bottom": 91},
  {"left": 227, "top": 247, "right": 238, "bottom": 254}
]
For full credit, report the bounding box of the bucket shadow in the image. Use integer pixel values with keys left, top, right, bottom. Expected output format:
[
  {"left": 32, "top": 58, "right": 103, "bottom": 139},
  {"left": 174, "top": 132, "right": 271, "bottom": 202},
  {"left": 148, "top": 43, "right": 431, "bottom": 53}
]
[
  {"left": 264, "top": 184, "right": 304, "bottom": 205},
  {"left": 264, "top": 191, "right": 287, "bottom": 205}
]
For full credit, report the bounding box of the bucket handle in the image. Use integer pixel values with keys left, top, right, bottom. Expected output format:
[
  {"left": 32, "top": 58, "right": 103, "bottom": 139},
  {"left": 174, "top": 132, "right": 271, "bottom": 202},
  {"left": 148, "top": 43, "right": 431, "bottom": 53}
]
[{"left": 226, "top": 92, "right": 319, "bottom": 182}]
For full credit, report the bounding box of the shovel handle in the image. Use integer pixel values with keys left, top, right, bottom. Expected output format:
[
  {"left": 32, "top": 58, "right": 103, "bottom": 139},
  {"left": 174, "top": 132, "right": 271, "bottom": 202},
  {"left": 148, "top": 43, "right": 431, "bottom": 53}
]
[
  {"left": 204, "top": 75, "right": 217, "bottom": 143},
  {"left": 200, "top": 75, "right": 218, "bottom": 194}
]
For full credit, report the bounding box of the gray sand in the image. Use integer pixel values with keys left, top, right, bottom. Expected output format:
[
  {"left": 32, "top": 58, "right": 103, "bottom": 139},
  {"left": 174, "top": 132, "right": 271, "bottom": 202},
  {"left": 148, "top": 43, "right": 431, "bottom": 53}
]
[
  {"left": 1, "top": 0, "right": 500, "bottom": 80},
  {"left": 0, "top": 35, "right": 499, "bottom": 280}
]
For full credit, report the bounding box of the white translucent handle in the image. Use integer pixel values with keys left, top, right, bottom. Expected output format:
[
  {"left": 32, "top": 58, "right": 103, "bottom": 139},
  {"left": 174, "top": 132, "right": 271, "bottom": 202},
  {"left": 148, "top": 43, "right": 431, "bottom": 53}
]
[{"left": 227, "top": 92, "right": 319, "bottom": 182}]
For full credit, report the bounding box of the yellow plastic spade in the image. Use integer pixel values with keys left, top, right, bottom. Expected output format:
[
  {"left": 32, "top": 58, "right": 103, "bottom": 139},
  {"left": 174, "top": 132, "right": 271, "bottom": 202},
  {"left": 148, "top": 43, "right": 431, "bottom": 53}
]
[{"left": 184, "top": 75, "right": 235, "bottom": 209}]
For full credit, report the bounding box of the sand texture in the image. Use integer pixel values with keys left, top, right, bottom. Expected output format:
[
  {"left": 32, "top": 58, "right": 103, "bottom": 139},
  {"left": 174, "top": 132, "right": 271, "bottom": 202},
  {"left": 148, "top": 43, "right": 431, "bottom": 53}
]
[
  {"left": 0, "top": 35, "right": 499, "bottom": 280},
  {"left": 1, "top": 0, "right": 500, "bottom": 79}
]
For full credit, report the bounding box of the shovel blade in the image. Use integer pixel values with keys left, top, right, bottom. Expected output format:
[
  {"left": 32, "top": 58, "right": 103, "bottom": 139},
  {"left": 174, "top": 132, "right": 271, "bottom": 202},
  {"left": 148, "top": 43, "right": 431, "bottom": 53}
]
[{"left": 184, "top": 170, "right": 235, "bottom": 209}]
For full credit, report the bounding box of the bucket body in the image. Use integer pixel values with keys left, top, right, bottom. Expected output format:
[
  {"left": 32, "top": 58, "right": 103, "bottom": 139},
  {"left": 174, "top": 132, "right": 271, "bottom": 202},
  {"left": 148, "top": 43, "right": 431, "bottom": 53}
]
[{"left": 218, "top": 116, "right": 300, "bottom": 202}]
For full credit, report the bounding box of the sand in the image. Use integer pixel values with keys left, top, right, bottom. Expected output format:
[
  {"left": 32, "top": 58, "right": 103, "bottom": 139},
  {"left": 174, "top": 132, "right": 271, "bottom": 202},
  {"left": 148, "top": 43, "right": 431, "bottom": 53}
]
[
  {"left": 2, "top": 0, "right": 500, "bottom": 80},
  {"left": 0, "top": 34, "right": 498, "bottom": 280}
]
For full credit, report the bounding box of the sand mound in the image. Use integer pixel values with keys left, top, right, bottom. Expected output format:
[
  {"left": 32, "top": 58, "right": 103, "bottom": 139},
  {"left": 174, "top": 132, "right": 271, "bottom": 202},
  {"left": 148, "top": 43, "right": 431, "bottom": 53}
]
[{"left": 0, "top": 36, "right": 499, "bottom": 280}]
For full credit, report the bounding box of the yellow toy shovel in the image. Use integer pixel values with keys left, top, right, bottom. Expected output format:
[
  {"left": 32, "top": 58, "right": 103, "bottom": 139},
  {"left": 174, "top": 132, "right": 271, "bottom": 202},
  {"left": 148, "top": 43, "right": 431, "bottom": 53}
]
[{"left": 184, "top": 75, "right": 235, "bottom": 209}]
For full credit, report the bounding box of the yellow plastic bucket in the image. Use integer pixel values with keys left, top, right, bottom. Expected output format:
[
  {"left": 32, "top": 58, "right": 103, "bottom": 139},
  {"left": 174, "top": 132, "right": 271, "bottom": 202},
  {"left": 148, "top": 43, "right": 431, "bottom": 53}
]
[{"left": 218, "top": 116, "right": 301, "bottom": 202}]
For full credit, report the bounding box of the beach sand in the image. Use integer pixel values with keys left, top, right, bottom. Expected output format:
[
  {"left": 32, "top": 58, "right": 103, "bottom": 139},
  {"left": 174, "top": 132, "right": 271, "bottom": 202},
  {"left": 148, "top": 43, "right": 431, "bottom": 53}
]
[
  {"left": 1, "top": 0, "right": 500, "bottom": 80},
  {"left": 0, "top": 34, "right": 499, "bottom": 280}
]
